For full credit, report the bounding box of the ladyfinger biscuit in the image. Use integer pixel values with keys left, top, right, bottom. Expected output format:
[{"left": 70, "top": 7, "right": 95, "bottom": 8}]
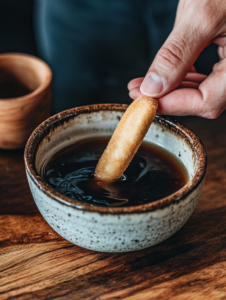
[{"left": 94, "top": 96, "right": 158, "bottom": 182}]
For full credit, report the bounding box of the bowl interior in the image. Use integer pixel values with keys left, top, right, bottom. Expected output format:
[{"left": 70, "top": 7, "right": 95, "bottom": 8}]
[
  {"left": 25, "top": 105, "right": 206, "bottom": 212},
  {"left": 35, "top": 110, "right": 197, "bottom": 187}
]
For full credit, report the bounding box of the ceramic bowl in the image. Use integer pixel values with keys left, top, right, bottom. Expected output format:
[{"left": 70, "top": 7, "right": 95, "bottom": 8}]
[
  {"left": 0, "top": 53, "right": 52, "bottom": 149},
  {"left": 24, "top": 104, "right": 206, "bottom": 252}
]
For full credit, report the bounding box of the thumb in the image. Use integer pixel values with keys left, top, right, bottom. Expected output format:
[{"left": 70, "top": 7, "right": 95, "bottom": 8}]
[{"left": 140, "top": 26, "right": 207, "bottom": 97}]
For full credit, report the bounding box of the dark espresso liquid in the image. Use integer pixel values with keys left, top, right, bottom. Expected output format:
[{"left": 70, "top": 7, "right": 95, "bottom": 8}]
[
  {"left": 42, "top": 137, "right": 188, "bottom": 207},
  {"left": 0, "top": 82, "right": 32, "bottom": 98}
]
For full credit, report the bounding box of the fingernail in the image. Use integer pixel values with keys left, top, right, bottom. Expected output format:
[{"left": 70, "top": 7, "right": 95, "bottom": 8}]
[{"left": 140, "top": 72, "right": 164, "bottom": 96}]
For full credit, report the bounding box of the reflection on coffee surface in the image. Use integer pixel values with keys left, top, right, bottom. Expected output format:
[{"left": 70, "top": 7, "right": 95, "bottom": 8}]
[{"left": 42, "top": 137, "right": 188, "bottom": 207}]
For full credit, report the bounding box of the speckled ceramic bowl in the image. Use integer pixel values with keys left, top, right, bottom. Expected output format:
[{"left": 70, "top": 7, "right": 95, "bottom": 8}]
[{"left": 24, "top": 104, "right": 206, "bottom": 252}]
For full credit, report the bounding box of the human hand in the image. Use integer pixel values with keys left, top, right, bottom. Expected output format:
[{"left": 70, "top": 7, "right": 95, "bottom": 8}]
[{"left": 128, "top": 0, "right": 226, "bottom": 118}]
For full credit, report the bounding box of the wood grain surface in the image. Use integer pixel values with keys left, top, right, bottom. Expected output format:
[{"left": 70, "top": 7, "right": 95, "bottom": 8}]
[{"left": 1, "top": 112, "right": 226, "bottom": 300}]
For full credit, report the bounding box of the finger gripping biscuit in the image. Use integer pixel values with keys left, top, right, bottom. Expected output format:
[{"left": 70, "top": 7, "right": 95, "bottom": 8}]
[{"left": 94, "top": 96, "right": 158, "bottom": 182}]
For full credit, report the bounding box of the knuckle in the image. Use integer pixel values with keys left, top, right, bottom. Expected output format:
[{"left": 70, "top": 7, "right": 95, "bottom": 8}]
[
  {"left": 209, "top": 113, "right": 219, "bottom": 120},
  {"left": 156, "top": 39, "right": 188, "bottom": 69},
  {"left": 201, "top": 110, "right": 220, "bottom": 119},
  {"left": 212, "top": 60, "right": 226, "bottom": 82},
  {"left": 198, "top": 94, "right": 219, "bottom": 119},
  {"left": 213, "top": 60, "right": 226, "bottom": 73}
]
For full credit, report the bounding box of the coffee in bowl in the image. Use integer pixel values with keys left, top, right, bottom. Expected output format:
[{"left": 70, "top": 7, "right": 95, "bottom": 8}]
[{"left": 41, "top": 136, "right": 188, "bottom": 207}]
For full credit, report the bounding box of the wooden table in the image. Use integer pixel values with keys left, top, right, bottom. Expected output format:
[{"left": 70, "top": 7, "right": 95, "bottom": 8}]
[{"left": 1, "top": 112, "right": 226, "bottom": 300}]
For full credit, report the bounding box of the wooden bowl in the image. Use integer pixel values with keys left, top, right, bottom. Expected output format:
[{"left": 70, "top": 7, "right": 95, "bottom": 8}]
[{"left": 0, "top": 53, "right": 52, "bottom": 149}]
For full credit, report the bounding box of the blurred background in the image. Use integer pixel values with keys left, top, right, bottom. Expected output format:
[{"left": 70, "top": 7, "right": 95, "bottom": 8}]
[
  {"left": 0, "top": 0, "right": 37, "bottom": 55},
  {"left": 0, "top": 0, "right": 220, "bottom": 113}
]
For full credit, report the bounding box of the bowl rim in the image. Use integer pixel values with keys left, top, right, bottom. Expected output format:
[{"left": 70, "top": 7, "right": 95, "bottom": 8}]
[
  {"left": 24, "top": 104, "right": 207, "bottom": 214},
  {"left": 0, "top": 53, "right": 52, "bottom": 102}
]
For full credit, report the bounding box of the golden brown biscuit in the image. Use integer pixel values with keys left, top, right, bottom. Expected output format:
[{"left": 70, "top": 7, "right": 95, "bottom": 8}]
[{"left": 94, "top": 96, "right": 158, "bottom": 182}]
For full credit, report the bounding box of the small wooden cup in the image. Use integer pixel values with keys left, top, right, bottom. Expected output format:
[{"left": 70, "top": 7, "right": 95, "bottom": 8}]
[{"left": 0, "top": 53, "right": 52, "bottom": 149}]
